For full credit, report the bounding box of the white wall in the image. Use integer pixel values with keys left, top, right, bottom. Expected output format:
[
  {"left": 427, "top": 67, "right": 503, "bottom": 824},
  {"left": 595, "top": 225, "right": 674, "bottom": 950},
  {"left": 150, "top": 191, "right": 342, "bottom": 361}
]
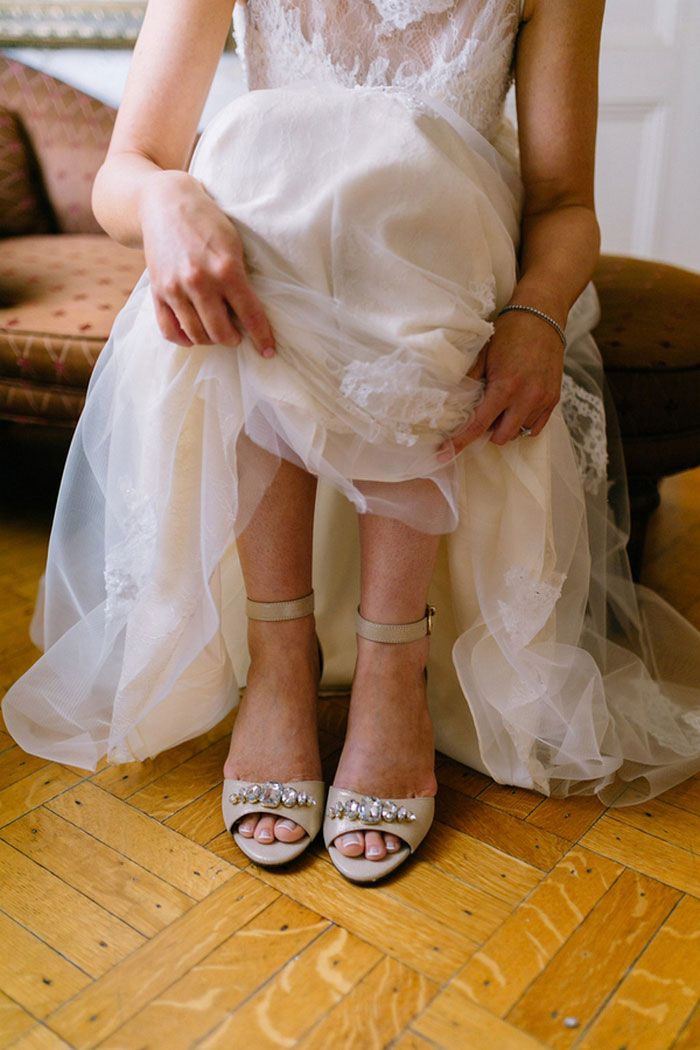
[{"left": 595, "top": 0, "right": 700, "bottom": 272}]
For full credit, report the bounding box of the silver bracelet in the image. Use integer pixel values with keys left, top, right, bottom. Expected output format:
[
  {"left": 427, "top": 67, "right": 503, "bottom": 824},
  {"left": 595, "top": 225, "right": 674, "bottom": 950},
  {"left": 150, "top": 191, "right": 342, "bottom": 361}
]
[{"left": 497, "top": 304, "right": 567, "bottom": 349}]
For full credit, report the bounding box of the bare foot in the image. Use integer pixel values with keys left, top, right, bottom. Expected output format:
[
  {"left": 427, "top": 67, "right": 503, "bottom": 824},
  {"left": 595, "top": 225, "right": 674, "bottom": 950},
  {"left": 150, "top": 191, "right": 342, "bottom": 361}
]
[
  {"left": 332, "top": 635, "right": 437, "bottom": 862},
  {"left": 224, "top": 615, "right": 321, "bottom": 845}
]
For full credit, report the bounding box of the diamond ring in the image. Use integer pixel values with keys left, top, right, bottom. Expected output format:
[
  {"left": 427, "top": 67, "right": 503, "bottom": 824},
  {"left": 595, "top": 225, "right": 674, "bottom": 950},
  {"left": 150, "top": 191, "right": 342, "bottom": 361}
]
[{"left": 519, "top": 426, "right": 533, "bottom": 437}]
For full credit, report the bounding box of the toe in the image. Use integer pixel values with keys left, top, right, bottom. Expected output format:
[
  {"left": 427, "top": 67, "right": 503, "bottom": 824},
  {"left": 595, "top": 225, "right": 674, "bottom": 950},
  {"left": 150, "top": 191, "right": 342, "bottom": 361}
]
[
  {"left": 274, "top": 818, "right": 306, "bottom": 843},
  {"left": 364, "top": 830, "right": 387, "bottom": 860},
  {"left": 237, "top": 814, "right": 259, "bottom": 838},
  {"left": 384, "top": 833, "right": 402, "bottom": 852},
  {"left": 335, "top": 832, "right": 365, "bottom": 857},
  {"left": 254, "top": 814, "right": 277, "bottom": 843}
]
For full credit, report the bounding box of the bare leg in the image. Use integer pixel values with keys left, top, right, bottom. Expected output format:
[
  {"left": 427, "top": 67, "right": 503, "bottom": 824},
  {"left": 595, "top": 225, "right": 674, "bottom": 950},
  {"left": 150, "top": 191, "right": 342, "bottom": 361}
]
[
  {"left": 333, "top": 509, "right": 440, "bottom": 860},
  {"left": 224, "top": 445, "right": 320, "bottom": 845}
]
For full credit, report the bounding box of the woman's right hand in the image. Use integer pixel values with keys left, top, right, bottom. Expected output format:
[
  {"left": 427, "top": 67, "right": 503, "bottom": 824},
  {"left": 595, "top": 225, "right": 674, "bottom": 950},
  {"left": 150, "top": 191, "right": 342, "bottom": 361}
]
[{"left": 138, "top": 169, "right": 276, "bottom": 357}]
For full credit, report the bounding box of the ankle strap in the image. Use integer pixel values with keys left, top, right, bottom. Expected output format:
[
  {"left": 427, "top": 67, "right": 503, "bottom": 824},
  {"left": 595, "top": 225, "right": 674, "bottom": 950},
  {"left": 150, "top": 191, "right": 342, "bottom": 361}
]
[
  {"left": 246, "top": 591, "right": 315, "bottom": 621},
  {"left": 355, "top": 605, "right": 435, "bottom": 643}
]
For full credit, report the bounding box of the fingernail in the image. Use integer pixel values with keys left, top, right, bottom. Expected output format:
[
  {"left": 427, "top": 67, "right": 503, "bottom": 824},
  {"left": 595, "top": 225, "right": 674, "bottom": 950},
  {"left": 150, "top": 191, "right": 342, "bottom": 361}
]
[{"left": 261, "top": 346, "right": 275, "bottom": 358}]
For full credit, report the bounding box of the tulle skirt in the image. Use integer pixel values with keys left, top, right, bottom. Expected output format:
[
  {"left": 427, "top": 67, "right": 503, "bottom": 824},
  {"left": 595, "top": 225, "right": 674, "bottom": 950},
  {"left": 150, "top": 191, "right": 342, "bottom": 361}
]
[{"left": 4, "top": 86, "right": 700, "bottom": 803}]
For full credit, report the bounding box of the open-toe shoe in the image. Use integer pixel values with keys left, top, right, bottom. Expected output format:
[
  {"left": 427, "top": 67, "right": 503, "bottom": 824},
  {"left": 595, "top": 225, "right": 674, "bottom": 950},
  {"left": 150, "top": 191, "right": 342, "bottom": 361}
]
[
  {"left": 324, "top": 786, "right": 434, "bottom": 883},
  {"left": 222, "top": 590, "right": 324, "bottom": 867},
  {"left": 223, "top": 777, "right": 325, "bottom": 865},
  {"left": 324, "top": 604, "right": 436, "bottom": 884}
]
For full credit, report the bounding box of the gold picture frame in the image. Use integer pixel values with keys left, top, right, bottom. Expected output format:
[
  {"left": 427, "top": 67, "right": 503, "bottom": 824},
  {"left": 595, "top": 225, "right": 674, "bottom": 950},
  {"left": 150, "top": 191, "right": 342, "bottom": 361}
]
[{"left": 0, "top": 1, "right": 147, "bottom": 48}]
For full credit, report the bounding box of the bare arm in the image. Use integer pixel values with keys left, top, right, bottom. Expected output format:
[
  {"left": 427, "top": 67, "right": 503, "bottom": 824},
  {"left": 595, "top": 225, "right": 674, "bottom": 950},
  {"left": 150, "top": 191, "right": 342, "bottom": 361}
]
[
  {"left": 92, "top": 0, "right": 274, "bottom": 354},
  {"left": 441, "top": 0, "right": 605, "bottom": 455}
]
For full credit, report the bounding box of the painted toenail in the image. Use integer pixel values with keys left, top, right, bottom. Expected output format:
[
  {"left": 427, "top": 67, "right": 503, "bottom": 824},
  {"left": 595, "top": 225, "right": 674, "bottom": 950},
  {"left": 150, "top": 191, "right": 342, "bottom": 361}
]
[
  {"left": 258, "top": 830, "right": 273, "bottom": 841},
  {"left": 366, "top": 846, "right": 383, "bottom": 857},
  {"left": 344, "top": 834, "right": 363, "bottom": 847},
  {"left": 276, "top": 820, "right": 297, "bottom": 831}
]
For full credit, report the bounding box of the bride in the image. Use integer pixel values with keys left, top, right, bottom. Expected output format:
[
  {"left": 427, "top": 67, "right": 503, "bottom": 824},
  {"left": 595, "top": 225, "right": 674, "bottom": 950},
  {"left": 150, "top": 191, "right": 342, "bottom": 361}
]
[{"left": 4, "top": 0, "right": 700, "bottom": 883}]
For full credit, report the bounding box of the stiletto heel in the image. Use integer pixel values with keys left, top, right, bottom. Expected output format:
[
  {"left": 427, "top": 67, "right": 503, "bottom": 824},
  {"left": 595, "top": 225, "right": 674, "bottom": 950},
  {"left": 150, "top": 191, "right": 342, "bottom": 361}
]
[
  {"left": 222, "top": 590, "right": 325, "bottom": 866},
  {"left": 324, "top": 605, "right": 436, "bottom": 884}
]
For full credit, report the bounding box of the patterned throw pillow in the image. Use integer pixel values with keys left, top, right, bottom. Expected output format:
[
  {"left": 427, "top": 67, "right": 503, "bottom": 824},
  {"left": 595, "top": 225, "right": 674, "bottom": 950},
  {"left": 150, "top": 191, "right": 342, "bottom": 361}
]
[{"left": 0, "top": 106, "right": 54, "bottom": 238}]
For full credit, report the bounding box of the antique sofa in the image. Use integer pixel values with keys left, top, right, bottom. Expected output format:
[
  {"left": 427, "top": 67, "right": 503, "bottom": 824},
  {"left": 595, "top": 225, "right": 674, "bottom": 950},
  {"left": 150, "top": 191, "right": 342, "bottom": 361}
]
[
  {"left": 0, "top": 56, "right": 144, "bottom": 425},
  {"left": 1, "top": 56, "right": 699, "bottom": 574}
]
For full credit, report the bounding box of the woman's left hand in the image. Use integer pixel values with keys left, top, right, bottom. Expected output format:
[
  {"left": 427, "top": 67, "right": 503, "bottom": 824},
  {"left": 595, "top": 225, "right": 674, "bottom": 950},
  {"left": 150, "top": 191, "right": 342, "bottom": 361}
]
[{"left": 438, "top": 309, "right": 565, "bottom": 460}]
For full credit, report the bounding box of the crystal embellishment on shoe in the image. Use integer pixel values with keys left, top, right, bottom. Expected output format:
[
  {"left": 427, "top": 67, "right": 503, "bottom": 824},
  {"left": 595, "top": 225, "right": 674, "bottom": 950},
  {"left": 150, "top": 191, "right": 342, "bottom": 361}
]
[
  {"left": 260, "top": 781, "right": 282, "bottom": 807},
  {"left": 326, "top": 794, "right": 417, "bottom": 823},
  {"left": 324, "top": 786, "right": 435, "bottom": 884},
  {"left": 223, "top": 778, "right": 326, "bottom": 869},
  {"left": 228, "top": 780, "right": 317, "bottom": 809}
]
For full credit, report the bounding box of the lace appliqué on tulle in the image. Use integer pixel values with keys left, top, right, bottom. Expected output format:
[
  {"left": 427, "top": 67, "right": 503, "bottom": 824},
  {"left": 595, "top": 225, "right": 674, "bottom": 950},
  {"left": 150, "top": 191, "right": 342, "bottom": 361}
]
[
  {"left": 467, "top": 278, "right": 497, "bottom": 317},
  {"left": 104, "top": 479, "right": 157, "bottom": 624},
  {"left": 340, "top": 350, "right": 474, "bottom": 445},
  {"left": 560, "top": 373, "right": 608, "bottom": 495},
  {"left": 354, "top": 82, "right": 435, "bottom": 117},
  {"left": 371, "top": 0, "right": 455, "bottom": 33},
  {"left": 620, "top": 680, "right": 700, "bottom": 757},
  {"left": 241, "top": 0, "right": 520, "bottom": 140},
  {"left": 497, "top": 566, "right": 565, "bottom": 649}
]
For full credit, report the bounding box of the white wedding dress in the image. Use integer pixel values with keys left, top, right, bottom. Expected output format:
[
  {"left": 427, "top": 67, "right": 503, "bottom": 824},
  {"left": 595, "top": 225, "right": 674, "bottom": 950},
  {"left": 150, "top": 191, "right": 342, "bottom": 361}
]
[{"left": 4, "top": 0, "right": 700, "bottom": 804}]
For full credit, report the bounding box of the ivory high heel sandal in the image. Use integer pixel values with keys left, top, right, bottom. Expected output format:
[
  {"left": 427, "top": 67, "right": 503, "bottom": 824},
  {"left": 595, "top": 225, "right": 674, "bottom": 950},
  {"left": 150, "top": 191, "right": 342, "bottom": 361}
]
[
  {"left": 323, "top": 605, "right": 436, "bottom": 884},
  {"left": 222, "top": 591, "right": 325, "bottom": 867}
]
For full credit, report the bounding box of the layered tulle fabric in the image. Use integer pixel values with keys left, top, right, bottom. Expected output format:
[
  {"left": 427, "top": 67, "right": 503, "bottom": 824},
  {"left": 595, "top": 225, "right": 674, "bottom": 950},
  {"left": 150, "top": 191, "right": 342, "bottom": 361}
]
[
  {"left": 195, "top": 87, "right": 524, "bottom": 526},
  {"left": 4, "top": 82, "right": 700, "bottom": 804}
]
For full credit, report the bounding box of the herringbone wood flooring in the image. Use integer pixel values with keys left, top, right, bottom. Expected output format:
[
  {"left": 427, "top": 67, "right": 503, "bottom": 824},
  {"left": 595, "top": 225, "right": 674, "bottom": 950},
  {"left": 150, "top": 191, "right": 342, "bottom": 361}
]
[{"left": 1, "top": 427, "right": 699, "bottom": 1050}]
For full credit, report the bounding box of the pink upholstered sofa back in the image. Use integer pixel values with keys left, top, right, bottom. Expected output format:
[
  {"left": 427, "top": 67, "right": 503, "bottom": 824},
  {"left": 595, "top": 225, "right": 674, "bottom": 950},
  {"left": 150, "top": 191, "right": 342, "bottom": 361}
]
[{"left": 0, "top": 56, "right": 117, "bottom": 234}]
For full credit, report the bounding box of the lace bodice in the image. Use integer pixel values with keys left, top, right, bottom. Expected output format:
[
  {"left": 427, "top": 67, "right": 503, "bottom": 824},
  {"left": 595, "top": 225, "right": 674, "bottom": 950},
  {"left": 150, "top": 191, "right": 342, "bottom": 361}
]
[{"left": 234, "top": 0, "right": 522, "bottom": 141}]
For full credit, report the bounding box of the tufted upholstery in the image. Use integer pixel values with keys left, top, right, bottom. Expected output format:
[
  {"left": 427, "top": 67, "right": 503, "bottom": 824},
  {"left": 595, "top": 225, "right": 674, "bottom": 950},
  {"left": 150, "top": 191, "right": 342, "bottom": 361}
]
[
  {"left": 0, "top": 56, "right": 117, "bottom": 234},
  {"left": 593, "top": 255, "right": 700, "bottom": 574},
  {"left": 0, "top": 234, "right": 144, "bottom": 423},
  {"left": 0, "top": 105, "right": 54, "bottom": 237},
  {"left": 0, "top": 57, "right": 145, "bottom": 426},
  {"left": 593, "top": 255, "right": 700, "bottom": 479}
]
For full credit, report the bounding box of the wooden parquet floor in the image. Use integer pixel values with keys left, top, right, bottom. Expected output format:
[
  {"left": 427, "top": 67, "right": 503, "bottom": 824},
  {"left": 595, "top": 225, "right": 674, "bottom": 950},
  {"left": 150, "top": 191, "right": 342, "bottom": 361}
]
[{"left": 1, "top": 429, "right": 700, "bottom": 1050}]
